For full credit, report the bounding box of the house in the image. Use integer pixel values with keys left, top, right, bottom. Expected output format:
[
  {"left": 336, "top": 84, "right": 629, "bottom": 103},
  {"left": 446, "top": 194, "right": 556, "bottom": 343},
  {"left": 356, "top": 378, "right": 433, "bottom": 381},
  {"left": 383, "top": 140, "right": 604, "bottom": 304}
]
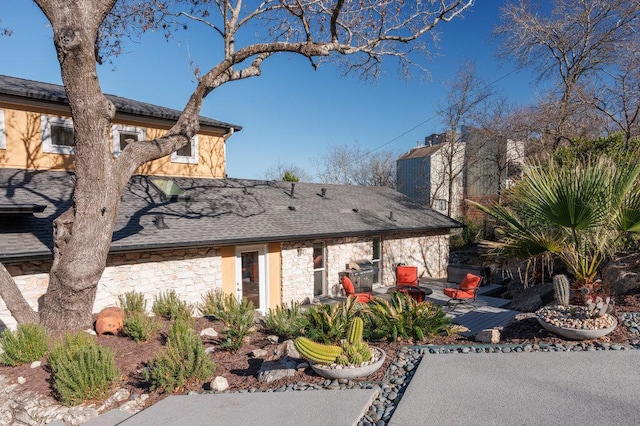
[
  {"left": 0, "top": 75, "right": 462, "bottom": 330},
  {"left": 396, "top": 132, "right": 465, "bottom": 218},
  {"left": 396, "top": 127, "right": 525, "bottom": 219}
]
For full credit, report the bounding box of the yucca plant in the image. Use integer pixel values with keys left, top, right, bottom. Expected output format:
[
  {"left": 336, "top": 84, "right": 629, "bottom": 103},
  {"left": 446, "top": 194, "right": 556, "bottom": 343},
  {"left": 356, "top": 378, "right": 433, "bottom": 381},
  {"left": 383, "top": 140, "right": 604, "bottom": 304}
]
[
  {"left": 473, "top": 156, "right": 640, "bottom": 293},
  {"left": 0, "top": 323, "right": 49, "bottom": 366},
  {"left": 264, "top": 301, "right": 307, "bottom": 340},
  {"left": 302, "top": 297, "right": 360, "bottom": 344},
  {"left": 364, "top": 292, "right": 451, "bottom": 342}
]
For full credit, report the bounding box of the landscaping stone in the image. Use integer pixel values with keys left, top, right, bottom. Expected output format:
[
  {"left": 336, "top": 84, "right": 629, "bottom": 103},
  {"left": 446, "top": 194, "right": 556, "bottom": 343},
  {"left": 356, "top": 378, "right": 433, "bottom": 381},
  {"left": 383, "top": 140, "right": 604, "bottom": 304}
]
[
  {"left": 208, "top": 376, "right": 229, "bottom": 392},
  {"left": 31, "top": 360, "right": 41, "bottom": 368},
  {"left": 257, "top": 358, "right": 297, "bottom": 383},
  {"left": 475, "top": 328, "right": 500, "bottom": 344},
  {"left": 200, "top": 327, "right": 218, "bottom": 338},
  {"left": 250, "top": 348, "right": 269, "bottom": 358}
]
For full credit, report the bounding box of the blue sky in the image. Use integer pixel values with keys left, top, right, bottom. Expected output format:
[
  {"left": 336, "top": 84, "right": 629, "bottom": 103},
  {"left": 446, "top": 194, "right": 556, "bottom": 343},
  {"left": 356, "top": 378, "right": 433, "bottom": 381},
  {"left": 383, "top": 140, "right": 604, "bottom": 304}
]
[{"left": 1, "top": 1, "right": 538, "bottom": 180}]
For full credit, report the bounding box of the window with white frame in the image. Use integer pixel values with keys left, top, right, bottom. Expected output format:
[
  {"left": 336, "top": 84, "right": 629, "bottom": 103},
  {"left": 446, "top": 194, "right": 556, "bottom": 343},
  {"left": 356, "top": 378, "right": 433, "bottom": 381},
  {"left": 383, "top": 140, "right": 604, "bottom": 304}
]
[
  {"left": 171, "top": 136, "right": 199, "bottom": 164},
  {"left": 41, "top": 115, "right": 75, "bottom": 154},
  {"left": 313, "top": 243, "right": 325, "bottom": 296},
  {"left": 112, "top": 124, "right": 146, "bottom": 156},
  {"left": 0, "top": 110, "right": 6, "bottom": 149}
]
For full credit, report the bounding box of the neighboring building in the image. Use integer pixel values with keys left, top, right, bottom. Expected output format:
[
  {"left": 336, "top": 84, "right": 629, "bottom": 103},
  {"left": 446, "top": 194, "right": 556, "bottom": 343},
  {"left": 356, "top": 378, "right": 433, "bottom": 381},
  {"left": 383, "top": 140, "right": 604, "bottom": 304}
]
[
  {"left": 397, "top": 127, "right": 525, "bottom": 219},
  {"left": 396, "top": 133, "right": 465, "bottom": 218},
  {"left": 0, "top": 75, "right": 462, "bottom": 330}
]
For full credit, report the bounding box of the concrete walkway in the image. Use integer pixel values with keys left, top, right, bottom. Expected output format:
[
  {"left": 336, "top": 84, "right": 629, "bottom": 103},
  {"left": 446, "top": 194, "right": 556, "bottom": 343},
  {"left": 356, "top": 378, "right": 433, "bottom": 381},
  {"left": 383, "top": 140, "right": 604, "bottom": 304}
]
[{"left": 389, "top": 350, "right": 640, "bottom": 425}]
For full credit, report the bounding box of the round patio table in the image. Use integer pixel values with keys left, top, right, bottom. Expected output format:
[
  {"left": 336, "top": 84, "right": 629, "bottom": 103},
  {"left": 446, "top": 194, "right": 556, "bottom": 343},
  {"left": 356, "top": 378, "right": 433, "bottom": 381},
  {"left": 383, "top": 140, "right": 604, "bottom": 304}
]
[{"left": 387, "top": 286, "right": 433, "bottom": 303}]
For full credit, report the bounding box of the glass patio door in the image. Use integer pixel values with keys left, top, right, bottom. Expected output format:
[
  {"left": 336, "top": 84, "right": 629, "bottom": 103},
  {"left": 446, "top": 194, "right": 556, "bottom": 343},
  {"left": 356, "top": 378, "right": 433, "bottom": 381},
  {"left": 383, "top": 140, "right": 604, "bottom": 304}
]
[{"left": 235, "top": 245, "right": 267, "bottom": 313}]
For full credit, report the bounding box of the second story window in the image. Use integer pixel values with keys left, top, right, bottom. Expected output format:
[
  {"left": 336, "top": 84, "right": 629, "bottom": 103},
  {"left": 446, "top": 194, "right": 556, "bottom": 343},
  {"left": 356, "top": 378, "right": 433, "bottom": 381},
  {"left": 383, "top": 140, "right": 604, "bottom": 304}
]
[
  {"left": 113, "top": 125, "right": 146, "bottom": 157},
  {"left": 171, "top": 136, "right": 199, "bottom": 164},
  {"left": 41, "top": 115, "right": 74, "bottom": 155}
]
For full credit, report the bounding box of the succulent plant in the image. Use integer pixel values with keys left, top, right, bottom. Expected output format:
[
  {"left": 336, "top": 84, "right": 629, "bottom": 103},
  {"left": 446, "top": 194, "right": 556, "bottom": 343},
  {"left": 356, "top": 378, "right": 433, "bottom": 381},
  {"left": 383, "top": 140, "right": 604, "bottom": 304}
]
[
  {"left": 294, "top": 337, "right": 343, "bottom": 365},
  {"left": 585, "top": 296, "right": 612, "bottom": 318},
  {"left": 553, "top": 275, "right": 571, "bottom": 307}
]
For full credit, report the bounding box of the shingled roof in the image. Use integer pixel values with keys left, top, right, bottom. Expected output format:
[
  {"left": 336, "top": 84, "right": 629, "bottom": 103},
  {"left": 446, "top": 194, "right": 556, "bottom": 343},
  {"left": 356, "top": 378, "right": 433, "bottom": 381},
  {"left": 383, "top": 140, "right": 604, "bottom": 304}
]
[
  {"left": 0, "top": 168, "right": 462, "bottom": 262},
  {"left": 0, "top": 75, "right": 242, "bottom": 133}
]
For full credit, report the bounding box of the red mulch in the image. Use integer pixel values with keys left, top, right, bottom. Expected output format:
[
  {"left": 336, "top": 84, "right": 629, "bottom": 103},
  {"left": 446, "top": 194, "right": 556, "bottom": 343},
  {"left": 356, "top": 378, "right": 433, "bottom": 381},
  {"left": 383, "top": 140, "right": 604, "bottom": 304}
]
[{"left": 2, "top": 288, "right": 639, "bottom": 411}]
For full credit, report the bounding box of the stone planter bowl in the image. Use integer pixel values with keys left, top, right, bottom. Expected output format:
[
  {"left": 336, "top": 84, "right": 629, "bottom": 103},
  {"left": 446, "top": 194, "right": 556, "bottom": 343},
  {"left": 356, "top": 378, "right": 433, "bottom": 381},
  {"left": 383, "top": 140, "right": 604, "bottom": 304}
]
[
  {"left": 310, "top": 347, "right": 386, "bottom": 379},
  {"left": 537, "top": 315, "right": 618, "bottom": 340}
]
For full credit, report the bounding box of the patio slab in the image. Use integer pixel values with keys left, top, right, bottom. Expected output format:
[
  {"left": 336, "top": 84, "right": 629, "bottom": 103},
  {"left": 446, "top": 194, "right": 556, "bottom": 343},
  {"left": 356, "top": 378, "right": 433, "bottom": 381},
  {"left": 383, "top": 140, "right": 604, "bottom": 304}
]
[{"left": 390, "top": 350, "right": 640, "bottom": 426}]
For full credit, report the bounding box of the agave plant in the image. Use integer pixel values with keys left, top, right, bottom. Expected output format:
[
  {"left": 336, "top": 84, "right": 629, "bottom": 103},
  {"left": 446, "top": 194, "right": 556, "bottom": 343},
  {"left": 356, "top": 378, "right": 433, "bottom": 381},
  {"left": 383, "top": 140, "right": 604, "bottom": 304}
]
[{"left": 473, "top": 156, "right": 640, "bottom": 292}]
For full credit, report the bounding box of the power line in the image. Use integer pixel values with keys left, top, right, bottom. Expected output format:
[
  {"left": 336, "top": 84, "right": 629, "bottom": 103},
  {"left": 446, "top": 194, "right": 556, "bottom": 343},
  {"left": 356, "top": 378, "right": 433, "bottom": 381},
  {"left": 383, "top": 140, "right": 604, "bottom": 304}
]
[{"left": 364, "top": 66, "right": 524, "bottom": 156}]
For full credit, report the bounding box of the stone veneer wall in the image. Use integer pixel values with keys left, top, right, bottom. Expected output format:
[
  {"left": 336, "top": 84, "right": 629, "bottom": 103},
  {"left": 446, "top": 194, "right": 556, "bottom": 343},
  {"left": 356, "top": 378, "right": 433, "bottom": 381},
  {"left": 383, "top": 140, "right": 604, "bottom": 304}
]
[
  {"left": 381, "top": 233, "right": 450, "bottom": 286},
  {"left": 0, "top": 248, "right": 222, "bottom": 331},
  {"left": 279, "top": 233, "right": 450, "bottom": 304}
]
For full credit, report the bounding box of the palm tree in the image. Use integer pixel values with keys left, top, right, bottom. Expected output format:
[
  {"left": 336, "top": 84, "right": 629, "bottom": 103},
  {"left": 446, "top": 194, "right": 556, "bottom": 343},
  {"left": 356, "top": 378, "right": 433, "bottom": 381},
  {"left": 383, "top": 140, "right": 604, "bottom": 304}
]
[{"left": 473, "top": 156, "right": 640, "bottom": 293}]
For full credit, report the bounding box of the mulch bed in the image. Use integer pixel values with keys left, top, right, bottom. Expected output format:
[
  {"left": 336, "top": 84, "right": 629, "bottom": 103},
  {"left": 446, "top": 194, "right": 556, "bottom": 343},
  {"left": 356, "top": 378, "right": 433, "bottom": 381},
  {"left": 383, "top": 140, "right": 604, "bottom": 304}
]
[{"left": 1, "top": 287, "right": 639, "bottom": 411}]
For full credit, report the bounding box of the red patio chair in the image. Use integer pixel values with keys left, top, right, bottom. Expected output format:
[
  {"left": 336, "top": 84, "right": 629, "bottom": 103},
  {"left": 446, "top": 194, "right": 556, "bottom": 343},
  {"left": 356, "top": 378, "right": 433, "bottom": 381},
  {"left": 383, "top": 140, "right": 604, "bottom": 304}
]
[
  {"left": 395, "top": 265, "right": 419, "bottom": 287},
  {"left": 341, "top": 275, "right": 373, "bottom": 303},
  {"left": 443, "top": 273, "right": 482, "bottom": 308}
]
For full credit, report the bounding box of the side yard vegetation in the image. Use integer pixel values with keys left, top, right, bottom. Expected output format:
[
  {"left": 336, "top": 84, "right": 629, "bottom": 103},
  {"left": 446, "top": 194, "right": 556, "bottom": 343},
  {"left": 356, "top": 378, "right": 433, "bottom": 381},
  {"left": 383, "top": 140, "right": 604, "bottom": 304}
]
[{"left": 0, "top": 291, "right": 453, "bottom": 406}]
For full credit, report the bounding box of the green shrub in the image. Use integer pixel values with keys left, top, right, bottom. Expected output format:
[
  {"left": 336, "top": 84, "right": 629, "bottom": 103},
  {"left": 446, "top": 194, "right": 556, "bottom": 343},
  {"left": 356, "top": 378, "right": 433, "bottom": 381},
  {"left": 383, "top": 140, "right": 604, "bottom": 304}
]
[
  {"left": 197, "top": 289, "right": 227, "bottom": 318},
  {"left": 302, "top": 297, "right": 360, "bottom": 344},
  {"left": 48, "top": 332, "right": 119, "bottom": 406},
  {"left": 118, "top": 291, "right": 147, "bottom": 315},
  {"left": 364, "top": 292, "right": 451, "bottom": 342},
  {"left": 145, "top": 319, "right": 216, "bottom": 392},
  {"left": 122, "top": 312, "right": 160, "bottom": 343},
  {"left": 0, "top": 323, "right": 48, "bottom": 366},
  {"left": 264, "top": 301, "right": 306, "bottom": 340},
  {"left": 152, "top": 290, "right": 193, "bottom": 320},
  {"left": 198, "top": 290, "right": 256, "bottom": 351}
]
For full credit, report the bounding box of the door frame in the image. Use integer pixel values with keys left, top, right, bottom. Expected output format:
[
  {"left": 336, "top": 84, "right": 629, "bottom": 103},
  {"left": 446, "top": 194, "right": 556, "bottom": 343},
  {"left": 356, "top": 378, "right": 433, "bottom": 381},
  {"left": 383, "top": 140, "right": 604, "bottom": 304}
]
[{"left": 235, "top": 244, "right": 269, "bottom": 313}]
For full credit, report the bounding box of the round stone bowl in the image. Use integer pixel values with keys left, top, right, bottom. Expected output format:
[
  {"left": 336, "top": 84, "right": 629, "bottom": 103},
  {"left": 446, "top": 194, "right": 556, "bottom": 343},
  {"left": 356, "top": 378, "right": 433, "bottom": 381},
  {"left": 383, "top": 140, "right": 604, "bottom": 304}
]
[
  {"left": 537, "top": 315, "right": 618, "bottom": 340},
  {"left": 310, "top": 347, "right": 386, "bottom": 380}
]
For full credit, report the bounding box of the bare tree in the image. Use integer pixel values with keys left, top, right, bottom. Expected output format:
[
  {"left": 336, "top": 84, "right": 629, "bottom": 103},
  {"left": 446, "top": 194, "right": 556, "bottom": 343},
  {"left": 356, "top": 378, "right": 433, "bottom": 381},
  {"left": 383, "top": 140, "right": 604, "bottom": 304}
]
[
  {"left": 579, "top": 53, "right": 640, "bottom": 146},
  {"left": 433, "top": 60, "right": 492, "bottom": 216},
  {"left": 263, "top": 161, "right": 312, "bottom": 182},
  {"left": 314, "top": 142, "right": 396, "bottom": 188},
  {"left": 0, "top": 0, "right": 473, "bottom": 331},
  {"left": 496, "top": 0, "right": 640, "bottom": 150}
]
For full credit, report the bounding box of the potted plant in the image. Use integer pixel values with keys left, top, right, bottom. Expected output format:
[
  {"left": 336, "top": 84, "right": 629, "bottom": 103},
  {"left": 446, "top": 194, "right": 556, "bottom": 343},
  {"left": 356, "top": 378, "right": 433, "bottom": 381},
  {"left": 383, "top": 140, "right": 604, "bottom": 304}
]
[
  {"left": 536, "top": 275, "right": 617, "bottom": 340},
  {"left": 294, "top": 317, "right": 385, "bottom": 379}
]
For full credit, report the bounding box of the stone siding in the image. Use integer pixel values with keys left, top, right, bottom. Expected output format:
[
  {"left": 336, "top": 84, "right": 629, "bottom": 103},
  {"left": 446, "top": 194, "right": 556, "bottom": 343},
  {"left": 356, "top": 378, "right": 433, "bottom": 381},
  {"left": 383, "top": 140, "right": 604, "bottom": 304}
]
[
  {"left": 382, "top": 233, "right": 450, "bottom": 286},
  {"left": 0, "top": 248, "right": 222, "bottom": 331},
  {"left": 281, "top": 243, "right": 315, "bottom": 304}
]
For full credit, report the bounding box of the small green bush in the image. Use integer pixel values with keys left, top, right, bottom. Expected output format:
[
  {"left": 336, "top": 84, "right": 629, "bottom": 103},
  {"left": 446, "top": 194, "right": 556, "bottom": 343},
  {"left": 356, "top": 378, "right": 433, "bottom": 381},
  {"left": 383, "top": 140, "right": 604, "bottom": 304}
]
[
  {"left": 48, "top": 332, "right": 119, "bottom": 406},
  {"left": 118, "top": 291, "right": 147, "bottom": 315},
  {"left": 0, "top": 323, "right": 48, "bottom": 366},
  {"left": 122, "top": 312, "right": 160, "bottom": 343},
  {"left": 264, "top": 301, "right": 307, "bottom": 340},
  {"left": 145, "top": 319, "right": 216, "bottom": 392},
  {"left": 152, "top": 290, "right": 193, "bottom": 320},
  {"left": 302, "top": 297, "right": 360, "bottom": 344},
  {"left": 198, "top": 290, "right": 256, "bottom": 351},
  {"left": 364, "top": 292, "right": 451, "bottom": 342}
]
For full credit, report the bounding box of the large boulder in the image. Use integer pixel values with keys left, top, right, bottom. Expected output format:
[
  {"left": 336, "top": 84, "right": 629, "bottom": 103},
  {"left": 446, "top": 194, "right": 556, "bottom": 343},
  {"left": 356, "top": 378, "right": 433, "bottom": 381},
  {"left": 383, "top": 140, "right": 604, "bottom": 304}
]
[
  {"left": 602, "top": 253, "right": 640, "bottom": 295},
  {"left": 508, "top": 282, "right": 554, "bottom": 312}
]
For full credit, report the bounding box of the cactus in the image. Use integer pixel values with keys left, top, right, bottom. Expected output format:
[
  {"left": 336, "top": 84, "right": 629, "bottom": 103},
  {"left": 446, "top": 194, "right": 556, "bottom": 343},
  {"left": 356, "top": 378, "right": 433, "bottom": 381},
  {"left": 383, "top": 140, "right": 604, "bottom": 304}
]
[
  {"left": 553, "top": 275, "right": 571, "bottom": 307},
  {"left": 294, "top": 337, "right": 343, "bottom": 365},
  {"left": 347, "top": 317, "right": 364, "bottom": 344}
]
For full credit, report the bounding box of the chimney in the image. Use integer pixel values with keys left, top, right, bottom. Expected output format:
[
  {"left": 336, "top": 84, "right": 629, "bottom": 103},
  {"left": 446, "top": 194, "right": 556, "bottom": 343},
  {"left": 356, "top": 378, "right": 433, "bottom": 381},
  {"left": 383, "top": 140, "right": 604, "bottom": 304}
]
[
  {"left": 290, "top": 183, "right": 295, "bottom": 198},
  {"left": 321, "top": 188, "right": 327, "bottom": 198}
]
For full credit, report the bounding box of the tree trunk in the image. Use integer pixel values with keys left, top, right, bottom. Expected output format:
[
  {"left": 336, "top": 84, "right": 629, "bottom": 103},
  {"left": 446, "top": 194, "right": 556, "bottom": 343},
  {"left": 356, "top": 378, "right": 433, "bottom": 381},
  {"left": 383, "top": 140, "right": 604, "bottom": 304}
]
[{"left": 0, "top": 264, "right": 39, "bottom": 325}]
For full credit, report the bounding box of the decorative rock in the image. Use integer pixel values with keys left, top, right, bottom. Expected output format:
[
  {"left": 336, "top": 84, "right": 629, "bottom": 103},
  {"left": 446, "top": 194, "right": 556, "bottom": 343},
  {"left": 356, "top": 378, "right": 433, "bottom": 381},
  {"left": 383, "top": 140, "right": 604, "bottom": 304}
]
[
  {"left": 200, "top": 327, "right": 218, "bottom": 338},
  {"left": 205, "top": 346, "right": 216, "bottom": 354},
  {"left": 475, "top": 328, "right": 500, "bottom": 344},
  {"left": 273, "top": 339, "right": 300, "bottom": 360},
  {"left": 267, "top": 335, "right": 280, "bottom": 344},
  {"left": 250, "top": 348, "right": 269, "bottom": 358},
  {"left": 257, "top": 359, "right": 297, "bottom": 383},
  {"left": 84, "top": 328, "right": 97, "bottom": 336},
  {"left": 17, "top": 376, "right": 26, "bottom": 385},
  {"left": 30, "top": 360, "right": 41, "bottom": 369},
  {"left": 208, "top": 376, "right": 229, "bottom": 392}
]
